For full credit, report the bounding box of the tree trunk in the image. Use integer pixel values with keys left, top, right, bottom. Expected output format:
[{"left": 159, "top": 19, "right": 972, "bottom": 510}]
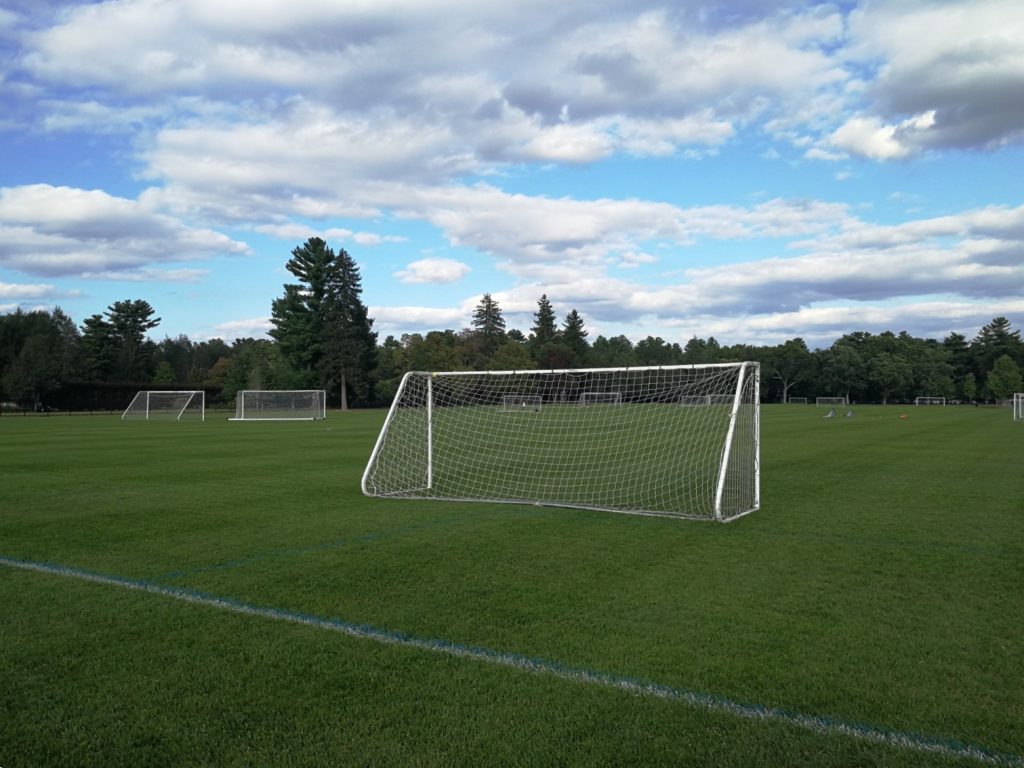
[{"left": 339, "top": 368, "right": 348, "bottom": 411}]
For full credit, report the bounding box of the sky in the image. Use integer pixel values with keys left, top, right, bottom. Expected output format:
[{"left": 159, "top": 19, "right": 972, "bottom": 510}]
[{"left": 1, "top": 0, "right": 1023, "bottom": 350}]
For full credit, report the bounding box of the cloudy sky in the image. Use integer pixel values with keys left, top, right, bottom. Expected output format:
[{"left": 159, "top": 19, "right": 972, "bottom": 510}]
[{"left": 1, "top": 0, "right": 1023, "bottom": 348}]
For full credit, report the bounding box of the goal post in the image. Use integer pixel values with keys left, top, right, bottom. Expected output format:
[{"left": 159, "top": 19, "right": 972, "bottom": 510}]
[
  {"left": 122, "top": 390, "right": 205, "bottom": 421},
  {"left": 914, "top": 396, "right": 946, "bottom": 405},
  {"left": 1014, "top": 393, "right": 1024, "bottom": 422},
  {"left": 230, "top": 390, "right": 326, "bottom": 421},
  {"left": 361, "top": 363, "right": 761, "bottom": 522},
  {"left": 815, "top": 396, "right": 847, "bottom": 406},
  {"left": 579, "top": 391, "right": 622, "bottom": 406}
]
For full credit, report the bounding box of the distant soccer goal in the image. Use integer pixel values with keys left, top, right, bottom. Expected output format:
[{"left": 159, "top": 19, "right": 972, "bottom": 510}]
[
  {"left": 230, "top": 390, "right": 326, "bottom": 421},
  {"left": 362, "top": 363, "right": 761, "bottom": 522},
  {"left": 501, "top": 394, "right": 542, "bottom": 413},
  {"left": 816, "top": 396, "right": 847, "bottom": 406},
  {"left": 915, "top": 396, "right": 946, "bottom": 406},
  {"left": 1014, "top": 393, "right": 1024, "bottom": 422},
  {"left": 122, "top": 390, "right": 205, "bottom": 421},
  {"left": 579, "top": 391, "right": 622, "bottom": 406},
  {"left": 787, "top": 397, "right": 808, "bottom": 404}
]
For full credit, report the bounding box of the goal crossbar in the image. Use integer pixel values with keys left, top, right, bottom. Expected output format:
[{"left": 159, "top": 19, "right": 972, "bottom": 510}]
[
  {"left": 230, "top": 389, "right": 326, "bottom": 421},
  {"left": 361, "top": 363, "right": 760, "bottom": 522},
  {"left": 122, "top": 390, "right": 205, "bottom": 421}
]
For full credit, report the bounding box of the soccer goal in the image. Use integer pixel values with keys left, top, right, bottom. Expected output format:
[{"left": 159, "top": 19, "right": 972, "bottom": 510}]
[
  {"left": 362, "top": 363, "right": 761, "bottom": 522},
  {"left": 1014, "top": 393, "right": 1024, "bottom": 422},
  {"left": 579, "top": 391, "right": 622, "bottom": 406},
  {"left": 787, "top": 396, "right": 808, "bottom": 404},
  {"left": 122, "top": 390, "right": 205, "bottom": 421},
  {"left": 501, "top": 394, "right": 542, "bottom": 413},
  {"left": 914, "top": 396, "right": 946, "bottom": 405},
  {"left": 816, "top": 396, "right": 847, "bottom": 406},
  {"left": 230, "top": 390, "right": 326, "bottom": 421}
]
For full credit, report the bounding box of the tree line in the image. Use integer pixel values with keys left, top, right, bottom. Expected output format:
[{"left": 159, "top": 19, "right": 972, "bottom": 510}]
[{"left": 2, "top": 237, "right": 1023, "bottom": 411}]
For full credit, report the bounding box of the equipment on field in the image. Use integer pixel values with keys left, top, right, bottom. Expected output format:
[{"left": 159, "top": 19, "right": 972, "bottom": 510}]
[{"left": 361, "top": 363, "right": 760, "bottom": 522}]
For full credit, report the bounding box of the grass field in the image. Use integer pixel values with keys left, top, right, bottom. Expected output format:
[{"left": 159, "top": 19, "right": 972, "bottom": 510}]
[{"left": 2, "top": 405, "right": 1022, "bottom": 767}]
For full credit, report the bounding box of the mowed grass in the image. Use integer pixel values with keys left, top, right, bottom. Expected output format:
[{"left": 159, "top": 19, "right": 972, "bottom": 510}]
[{"left": 1, "top": 405, "right": 1022, "bottom": 767}]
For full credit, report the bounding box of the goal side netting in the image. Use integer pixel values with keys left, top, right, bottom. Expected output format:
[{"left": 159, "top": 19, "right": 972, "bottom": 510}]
[
  {"left": 122, "top": 390, "right": 205, "bottom": 421},
  {"left": 1014, "top": 393, "right": 1024, "bottom": 422},
  {"left": 230, "top": 390, "right": 326, "bottom": 421},
  {"left": 361, "top": 363, "right": 760, "bottom": 522}
]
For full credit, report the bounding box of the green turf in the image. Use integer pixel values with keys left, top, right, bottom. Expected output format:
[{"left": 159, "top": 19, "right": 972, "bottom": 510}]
[{"left": 1, "top": 405, "right": 1022, "bottom": 767}]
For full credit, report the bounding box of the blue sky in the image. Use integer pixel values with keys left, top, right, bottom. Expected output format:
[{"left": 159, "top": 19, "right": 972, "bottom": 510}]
[{"left": 1, "top": 0, "right": 1023, "bottom": 349}]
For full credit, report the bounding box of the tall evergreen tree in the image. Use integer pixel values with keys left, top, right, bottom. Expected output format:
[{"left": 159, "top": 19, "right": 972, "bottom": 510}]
[
  {"left": 531, "top": 294, "right": 558, "bottom": 347},
  {"left": 270, "top": 238, "right": 376, "bottom": 408},
  {"left": 560, "top": 309, "right": 589, "bottom": 363},
  {"left": 106, "top": 299, "right": 161, "bottom": 380},
  {"left": 973, "top": 317, "right": 1024, "bottom": 377},
  {"left": 470, "top": 293, "right": 506, "bottom": 362}
]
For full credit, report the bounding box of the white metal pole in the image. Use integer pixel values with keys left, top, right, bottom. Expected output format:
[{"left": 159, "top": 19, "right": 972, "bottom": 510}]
[{"left": 426, "top": 374, "right": 433, "bottom": 489}]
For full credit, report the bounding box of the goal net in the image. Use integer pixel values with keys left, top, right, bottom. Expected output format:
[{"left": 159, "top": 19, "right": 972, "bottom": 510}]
[
  {"left": 362, "top": 363, "right": 760, "bottom": 522},
  {"left": 816, "top": 396, "right": 847, "bottom": 406},
  {"left": 231, "top": 390, "right": 326, "bottom": 421},
  {"left": 1014, "top": 393, "right": 1024, "bottom": 422},
  {"left": 501, "top": 394, "right": 542, "bottom": 413},
  {"left": 914, "top": 396, "right": 946, "bottom": 405},
  {"left": 122, "top": 390, "right": 205, "bottom": 421},
  {"left": 579, "top": 391, "right": 622, "bottom": 406},
  {"left": 787, "top": 396, "right": 808, "bottom": 404}
]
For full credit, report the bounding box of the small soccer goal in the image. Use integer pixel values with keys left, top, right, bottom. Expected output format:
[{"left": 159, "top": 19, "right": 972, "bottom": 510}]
[
  {"left": 787, "top": 396, "right": 808, "bottom": 404},
  {"left": 1014, "top": 393, "right": 1024, "bottom": 422},
  {"left": 915, "top": 396, "right": 946, "bottom": 405},
  {"left": 122, "top": 390, "right": 205, "bottom": 421},
  {"left": 230, "top": 390, "right": 326, "bottom": 421},
  {"left": 816, "top": 396, "right": 847, "bottom": 406},
  {"left": 579, "top": 391, "right": 622, "bottom": 406},
  {"left": 501, "top": 394, "right": 542, "bottom": 413},
  {"left": 362, "top": 363, "right": 761, "bottom": 522}
]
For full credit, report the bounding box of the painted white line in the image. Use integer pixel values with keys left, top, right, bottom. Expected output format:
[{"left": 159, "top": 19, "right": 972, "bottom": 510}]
[{"left": 3, "top": 555, "right": 1022, "bottom": 766}]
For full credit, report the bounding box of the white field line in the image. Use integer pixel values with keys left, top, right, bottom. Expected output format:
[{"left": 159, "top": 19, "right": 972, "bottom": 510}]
[{"left": 3, "top": 555, "right": 1022, "bottom": 767}]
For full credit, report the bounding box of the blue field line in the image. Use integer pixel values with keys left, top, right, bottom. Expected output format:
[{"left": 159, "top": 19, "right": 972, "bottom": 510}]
[
  {"left": 3, "top": 554, "right": 1022, "bottom": 767},
  {"left": 155, "top": 510, "right": 492, "bottom": 581}
]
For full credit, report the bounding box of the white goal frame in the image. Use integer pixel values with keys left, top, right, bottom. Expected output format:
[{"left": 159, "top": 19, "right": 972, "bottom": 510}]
[
  {"left": 501, "top": 394, "right": 542, "bottom": 413},
  {"left": 122, "top": 390, "right": 205, "bottom": 421},
  {"left": 579, "top": 391, "right": 622, "bottom": 406},
  {"left": 1014, "top": 393, "right": 1024, "bottom": 422},
  {"left": 914, "top": 396, "right": 946, "bottom": 405},
  {"left": 361, "top": 363, "right": 760, "bottom": 522},
  {"left": 816, "top": 396, "right": 847, "bottom": 406},
  {"left": 787, "top": 396, "right": 808, "bottom": 404},
  {"left": 230, "top": 389, "right": 326, "bottom": 421}
]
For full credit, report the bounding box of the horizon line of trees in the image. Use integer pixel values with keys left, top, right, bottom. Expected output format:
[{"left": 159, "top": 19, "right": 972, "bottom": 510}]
[{"left": 2, "top": 239, "right": 1023, "bottom": 411}]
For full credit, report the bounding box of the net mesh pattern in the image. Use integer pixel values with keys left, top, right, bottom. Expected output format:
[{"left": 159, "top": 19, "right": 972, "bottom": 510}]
[
  {"left": 233, "top": 390, "right": 326, "bottom": 420},
  {"left": 122, "top": 391, "right": 204, "bottom": 421},
  {"left": 363, "top": 364, "right": 759, "bottom": 521}
]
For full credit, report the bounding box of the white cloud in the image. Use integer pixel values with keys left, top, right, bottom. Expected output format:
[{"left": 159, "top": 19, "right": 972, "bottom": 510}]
[
  {"left": 0, "top": 280, "right": 55, "bottom": 299},
  {"left": 371, "top": 305, "right": 466, "bottom": 332},
  {"left": 395, "top": 258, "right": 471, "bottom": 285},
  {"left": 0, "top": 184, "right": 249, "bottom": 277},
  {"left": 212, "top": 316, "right": 273, "bottom": 341}
]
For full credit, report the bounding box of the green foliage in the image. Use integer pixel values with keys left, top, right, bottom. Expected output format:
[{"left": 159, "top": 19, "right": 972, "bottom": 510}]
[
  {"left": 270, "top": 238, "right": 377, "bottom": 407},
  {"left": 985, "top": 354, "right": 1023, "bottom": 399},
  {"left": 530, "top": 294, "right": 559, "bottom": 348}
]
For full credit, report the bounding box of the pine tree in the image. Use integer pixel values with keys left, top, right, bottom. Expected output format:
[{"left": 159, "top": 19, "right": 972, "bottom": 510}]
[
  {"left": 470, "top": 293, "right": 506, "bottom": 362},
  {"left": 561, "top": 309, "right": 589, "bottom": 364},
  {"left": 531, "top": 294, "right": 558, "bottom": 347},
  {"left": 270, "top": 238, "right": 376, "bottom": 408}
]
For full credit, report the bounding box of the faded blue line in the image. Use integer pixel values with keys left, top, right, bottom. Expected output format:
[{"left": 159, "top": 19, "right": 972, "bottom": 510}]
[{"left": 2, "top": 554, "right": 1022, "bottom": 767}]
